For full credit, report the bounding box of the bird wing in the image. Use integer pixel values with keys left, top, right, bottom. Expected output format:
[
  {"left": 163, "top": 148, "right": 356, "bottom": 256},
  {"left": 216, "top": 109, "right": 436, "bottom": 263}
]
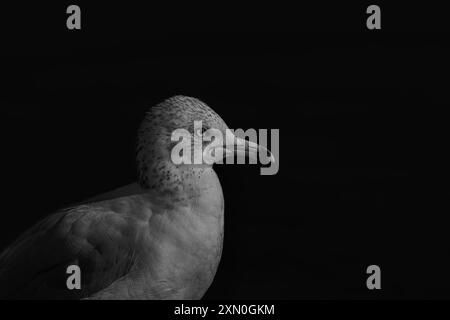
[{"left": 0, "top": 200, "right": 147, "bottom": 299}]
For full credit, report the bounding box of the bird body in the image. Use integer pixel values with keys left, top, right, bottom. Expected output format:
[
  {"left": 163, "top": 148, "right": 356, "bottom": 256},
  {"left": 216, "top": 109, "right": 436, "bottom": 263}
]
[{"left": 0, "top": 171, "right": 223, "bottom": 300}]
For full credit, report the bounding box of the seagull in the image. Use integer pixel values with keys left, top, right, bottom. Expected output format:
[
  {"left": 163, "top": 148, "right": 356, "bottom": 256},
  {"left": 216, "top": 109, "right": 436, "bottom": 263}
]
[{"left": 0, "top": 95, "right": 274, "bottom": 299}]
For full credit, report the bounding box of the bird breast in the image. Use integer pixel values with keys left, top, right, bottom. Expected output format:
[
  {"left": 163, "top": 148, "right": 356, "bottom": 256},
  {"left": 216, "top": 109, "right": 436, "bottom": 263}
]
[{"left": 138, "top": 170, "right": 225, "bottom": 299}]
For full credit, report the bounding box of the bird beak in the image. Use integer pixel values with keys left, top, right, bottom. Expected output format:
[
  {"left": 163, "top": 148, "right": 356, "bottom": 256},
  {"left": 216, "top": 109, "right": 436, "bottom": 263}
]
[{"left": 221, "top": 129, "right": 276, "bottom": 164}]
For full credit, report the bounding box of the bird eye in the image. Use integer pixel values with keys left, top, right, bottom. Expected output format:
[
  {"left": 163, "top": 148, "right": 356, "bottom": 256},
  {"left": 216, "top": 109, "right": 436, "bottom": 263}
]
[{"left": 195, "top": 127, "right": 207, "bottom": 137}]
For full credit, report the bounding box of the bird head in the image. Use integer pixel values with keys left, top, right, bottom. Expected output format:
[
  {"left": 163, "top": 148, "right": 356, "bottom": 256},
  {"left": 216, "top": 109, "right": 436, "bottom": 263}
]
[{"left": 136, "top": 95, "right": 274, "bottom": 188}]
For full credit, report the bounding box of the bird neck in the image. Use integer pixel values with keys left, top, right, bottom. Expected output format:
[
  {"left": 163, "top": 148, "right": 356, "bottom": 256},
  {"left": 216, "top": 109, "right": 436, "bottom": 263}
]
[{"left": 142, "top": 160, "right": 223, "bottom": 214}]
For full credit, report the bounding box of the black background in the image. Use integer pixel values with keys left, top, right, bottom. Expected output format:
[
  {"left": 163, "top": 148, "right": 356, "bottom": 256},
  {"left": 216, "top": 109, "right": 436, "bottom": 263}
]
[{"left": 1, "top": 3, "right": 450, "bottom": 299}]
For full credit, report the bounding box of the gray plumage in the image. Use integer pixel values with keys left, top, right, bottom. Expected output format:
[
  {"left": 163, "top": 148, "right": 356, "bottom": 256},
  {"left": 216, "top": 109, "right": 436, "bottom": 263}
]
[{"left": 0, "top": 96, "right": 227, "bottom": 299}]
